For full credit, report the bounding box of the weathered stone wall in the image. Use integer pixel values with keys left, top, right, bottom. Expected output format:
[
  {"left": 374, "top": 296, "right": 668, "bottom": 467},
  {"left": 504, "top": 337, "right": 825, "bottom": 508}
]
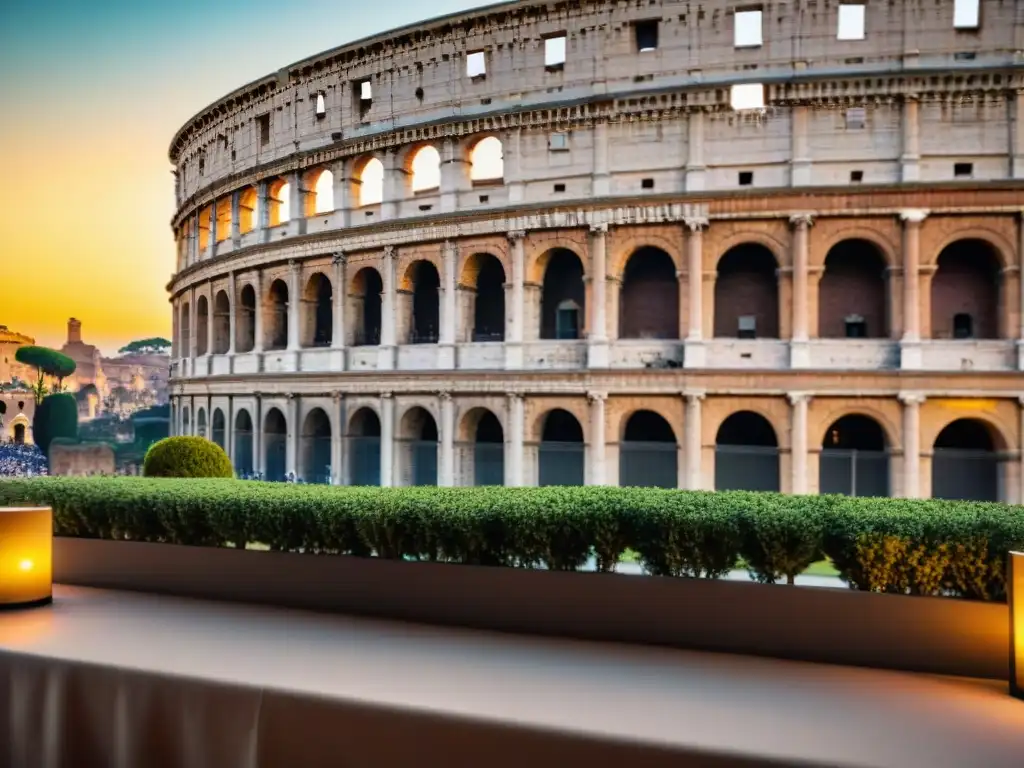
[{"left": 49, "top": 443, "right": 116, "bottom": 477}]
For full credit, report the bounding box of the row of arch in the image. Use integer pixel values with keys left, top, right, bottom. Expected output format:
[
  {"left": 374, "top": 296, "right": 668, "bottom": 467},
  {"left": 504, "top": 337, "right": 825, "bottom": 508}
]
[
  {"left": 182, "top": 405, "right": 1003, "bottom": 502},
  {"left": 179, "top": 236, "right": 1006, "bottom": 355},
  {"left": 185, "top": 137, "right": 505, "bottom": 251}
]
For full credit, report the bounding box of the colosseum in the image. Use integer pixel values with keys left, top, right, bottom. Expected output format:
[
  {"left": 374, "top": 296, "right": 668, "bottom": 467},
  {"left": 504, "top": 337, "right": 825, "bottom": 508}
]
[{"left": 168, "top": 0, "right": 1024, "bottom": 502}]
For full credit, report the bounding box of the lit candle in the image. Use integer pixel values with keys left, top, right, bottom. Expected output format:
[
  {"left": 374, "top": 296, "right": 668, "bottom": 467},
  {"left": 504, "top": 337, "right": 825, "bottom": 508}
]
[
  {"left": 0, "top": 506, "right": 53, "bottom": 609},
  {"left": 1011, "top": 551, "right": 1024, "bottom": 700}
]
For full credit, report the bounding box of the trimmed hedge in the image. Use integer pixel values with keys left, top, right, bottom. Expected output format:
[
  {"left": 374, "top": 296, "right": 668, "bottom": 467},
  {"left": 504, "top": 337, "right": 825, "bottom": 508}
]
[
  {"left": 34, "top": 393, "right": 78, "bottom": 456},
  {"left": 0, "top": 477, "right": 1021, "bottom": 602},
  {"left": 143, "top": 436, "right": 233, "bottom": 478}
]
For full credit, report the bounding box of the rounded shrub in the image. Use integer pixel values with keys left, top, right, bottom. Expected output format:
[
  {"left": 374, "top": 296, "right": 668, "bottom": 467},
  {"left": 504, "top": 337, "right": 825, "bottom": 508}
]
[
  {"left": 34, "top": 393, "right": 79, "bottom": 456},
  {"left": 143, "top": 436, "right": 234, "bottom": 478}
]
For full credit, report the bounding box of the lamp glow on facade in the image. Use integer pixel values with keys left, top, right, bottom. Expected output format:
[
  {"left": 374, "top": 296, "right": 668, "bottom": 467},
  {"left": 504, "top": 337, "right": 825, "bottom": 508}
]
[
  {"left": 0, "top": 507, "right": 53, "bottom": 609},
  {"left": 1011, "top": 551, "right": 1024, "bottom": 699}
]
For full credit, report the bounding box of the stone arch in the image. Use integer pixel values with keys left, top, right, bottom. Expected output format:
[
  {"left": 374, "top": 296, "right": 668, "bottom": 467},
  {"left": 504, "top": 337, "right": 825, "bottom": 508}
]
[
  {"left": 302, "top": 166, "right": 334, "bottom": 216},
  {"left": 233, "top": 408, "right": 254, "bottom": 475},
  {"left": 267, "top": 177, "right": 290, "bottom": 225},
  {"left": 350, "top": 267, "right": 383, "bottom": 346},
  {"left": 930, "top": 239, "right": 1002, "bottom": 340},
  {"left": 179, "top": 300, "right": 191, "bottom": 357},
  {"left": 348, "top": 406, "right": 381, "bottom": 486},
  {"left": 211, "top": 408, "right": 227, "bottom": 450},
  {"left": 300, "top": 407, "right": 332, "bottom": 483},
  {"left": 301, "top": 271, "right": 333, "bottom": 348},
  {"left": 213, "top": 290, "right": 231, "bottom": 354},
  {"left": 813, "top": 403, "right": 901, "bottom": 451},
  {"left": 619, "top": 410, "right": 678, "bottom": 488},
  {"left": 405, "top": 143, "right": 441, "bottom": 194},
  {"left": 714, "top": 410, "right": 780, "bottom": 492},
  {"left": 818, "top": 239, "right": 890, "bottom": 339},
  {"left": 461, "top": 253, "right": 506, "bottom": 342},
  {"left": 196, "top": 407, "right": 208, "bottom": 439},
  {"left": 195, "top": 295, "right": 210, "bottom": 355},
  {"left": 707, "top": 230, "right": 787, "bottom": 272},
  {"left": 813, "top": 227, "right": 897, "bottom": 271},
  {"left": 537, "top": 408, "right": 585, "bottom": 487},
  {"left": 539, "top": 248, "right": 586, "bottom": 340},
  {"left": 237, "top": 186, "right": 257, "bottom": 234},
  {"left": 182, "top": 406, "right": 191, "bottom": 435},
  {"left": 819, "top": 414, "right": 891, "bottom": 498},
  {"left": 527, "top": 240, "right": 589, "bottom": 284},
  {"left": 713, "top": 243, "right": 780, "bottom": 339},
  {"left": 931, "top": 417, "right": 1004, "bottom": 502},
  {"left": 399, "top": 405, "right": 439, "bottom": 486},
  {"left": 619, "top": 247, "right": 679, "bottom": 339},
  {"left": 263, "top": 407, "right": 287, "bottom": 482},
  {"left": 459, "top": 406, "right": 505, "bottom": 487},
  {"left": 926, "top": 229, "right": 1013, "bottom": 272},
  {"left": 402, "top": 260, "right": 441, "bottom": 343},
  {"left": 264, "top": 278, "right": 289, "bottom": 350},
  {"left": 353, "top": 155, "right": 384, "bottom": 207},
  {"left": 610, "top": 234, "right": 683, "bottom": 279},
  {"left": 9, "top": 413, "right": 30, "bottom": 444},
  {"left": 236, "top": 282, "right": 257, "bottom": 353},
  {"left": 466, "top": 135, "right": 504, "bottom": 183}
]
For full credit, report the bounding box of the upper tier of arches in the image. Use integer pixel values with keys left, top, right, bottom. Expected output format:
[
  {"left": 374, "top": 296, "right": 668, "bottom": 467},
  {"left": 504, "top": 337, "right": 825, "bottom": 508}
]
[{"left": 171, "top": 0, "right": 1019, "bottom": 204}]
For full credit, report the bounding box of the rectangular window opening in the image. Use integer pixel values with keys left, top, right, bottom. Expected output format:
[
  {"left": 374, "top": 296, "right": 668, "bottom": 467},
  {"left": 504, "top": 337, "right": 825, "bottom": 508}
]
[
  {"left": 837, "top": 4, "right": 865, "bottom": 40},
  {"left": 548, "top": 132, "right": 569, "bottom": 151},
  {"left": 737, "top": 316, "right": 757, "bottom": 339},
  {"left": 953, "top": 0, "right": 980, "bottom": 29},
  {"left": 734, "top": 9, "right": 763, "bottom": 48},
  {"left": 641, "top": 178, "right": 655, "bottom": 190},
  {"left": 314, "top": 92, "right": 326, "bottom": 117},
  {"left": 731, "top": 83, "right": 765, "bottom": 111},
  {"left": 479, "top": 195, "right": 489, "bottom": 203},
  {"left": 257, "top": 114, "right": 271, "bottom": 146},
  {"left": 354, "top": 79, "right": 373, "bottom": 118},
  {"left": 635, "top": 20, "right": 659, "bottom": 52},
  {"left": 850, "top": 170, "right": 864, "bottom": 183},
  {"left": 845, "top": 107, "right": 866, "bottom": 129},
  {"left": 198, "top": 157, "right": 205, "bottom": 176},
  {"left": 954, "top": 162, "right": 974, "bottom": 178},
  {"left": 954, "top": 51, "right": 976, "bottom": 61},
  {"left": 844, "top": 315, "right": 867, "bottom": 338},
  {"left": 738, "top": 171, "right": 753, "bottom": 186},
  {"left": 553, "top": 183, "right": 566, "bottom": 193},
  {"left": 467, "top": 51, "right": 487, "bottom": 79},
  {"left": 545, "top": 35, "right": 567, "bottom": 70}
]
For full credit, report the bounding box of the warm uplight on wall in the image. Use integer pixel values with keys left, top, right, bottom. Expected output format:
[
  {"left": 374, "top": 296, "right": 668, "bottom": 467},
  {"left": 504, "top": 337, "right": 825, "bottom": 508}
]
[
  {"left": 0, "top": 507, "right": 53, "bottom": 609},
  {"left": 1011, "top": 551, "right": 1023, "bottom": 699}
]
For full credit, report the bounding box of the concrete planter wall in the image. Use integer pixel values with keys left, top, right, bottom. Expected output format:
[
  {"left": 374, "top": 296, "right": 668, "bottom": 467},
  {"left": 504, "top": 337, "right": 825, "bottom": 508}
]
[{"left": 54, "top": 537, "right": 1010, "bottom": 681}]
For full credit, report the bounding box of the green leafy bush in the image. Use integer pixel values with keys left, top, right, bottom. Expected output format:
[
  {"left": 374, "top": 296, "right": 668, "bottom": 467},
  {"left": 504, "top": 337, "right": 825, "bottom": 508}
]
[
  {"left": 34, "top": 393, "right": 79, "bottom": 456},
  {"left": 0, "top": 478, "right": 1021, "bottom": 602},
  {"left": 143, "top": 436, "right": 234, "bottom": 479}
]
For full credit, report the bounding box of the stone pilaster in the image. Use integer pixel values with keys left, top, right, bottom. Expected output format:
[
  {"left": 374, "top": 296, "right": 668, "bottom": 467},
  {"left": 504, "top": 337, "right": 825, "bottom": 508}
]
[
  {"left": 506, "top": 393, "right": 525, "bottom": 487},
  {"left": 789, "top": 392, "right": 811, "bottom": 494},
  {"left": 899, "top": 392, "right": 926, "bottom": 499},
  {"left": 505, "top": 230, "right": 526, "bottom": 369},
  {"left": 587, "top": 224, "right": 610, "bottom": 368},
  {"left": 900, "top": 209, "right": 928, "bottom": 369},
  {"left": 684, "top": 217, "right": 708, "bottom": 368},
  {"left": 789, "top": 213, "right": 813, "bottom": 369},
  {"left": 587, "top": 391, "right": 607, "bottom": 486},
  {"left": 684, "top": 390, "right": 704, "bottom": 490}
]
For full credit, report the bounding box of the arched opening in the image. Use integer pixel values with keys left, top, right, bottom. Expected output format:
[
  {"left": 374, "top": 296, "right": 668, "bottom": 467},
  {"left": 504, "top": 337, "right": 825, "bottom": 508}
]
[
  {"left": 238, "top": 186, "right": 257, "bottom": 234},
  {"left": 356, "top": 157, "right": 384, "bottom": 207},
  {"left": 931, "top": 240, "right": 1001, "bottom": 339},
  {"left": 401, "top": 407, "right": 438, "bottom": 486},
  {"left": 472, "top": 410, "right": 504, "bottom": 486},
  {"left": 198, "top": 206, "right": 211, "bottom": 251},
  {"left": 620, "top": 411, "right": 678, "bottom": 488},
  {"left": 540, "top": 249, "right": 585, "bottom": 340},
  {"left": 233, "top": 410, "right": 254, "bottom": 477},
  {"left": 213, "top": 290, "right": 231, "bottom": 354},
  {"left": 620, "top": 248, "right": 679, "bottom": 339},
  {"left": 818, "top": 241, "right": 888, "bottom": 338},
  {"left": 180, "top": 302, "right": 191, "bottom": 357},
  {"left": 464, "top": 253, "right": 506, "bottom": 341},
  {"left": 300, "top": 408, "right": 332, "bottom": 484},
  {"left": 819, "top": 415, "right": 889, "bottom": 497},
  {"left": 182, "top": 407, "right": 191, "bottom": 435},
  {"left": 304, "top": 168, "right": 334, "bottom": 216},
  {"left": 263, "top": 408, "right": 287, "bottom": 482},
  {"left": 302, "top": 273, "right": 333, "bottom": 348},
  {"left": 13, "top": 422, "right": 26, "bottom": 444},
  {"left": 236, "top": 284, "right": 256, "bottom": 353},
  {"left": 215, "top": 198, "right": 231, "bottom": 243},
  {"left": 196, "top": 408, "right": 207, "bottom": 439},
  {"left": 348, "top": 408, "right": 381, "bottom": 486},
  {"left": 714, "top": 245, "right": 779, "bottom": 338},
  {"left": 408, "top": 261, "right": 441, "bottom": 343},
  {"left": 351, "top": 268, "right": 383, "bottom": 346},
  {"left": 470, "top": 136, "right": 504, "bottom": 183},
  {"left": 409, "top": 145, "right": 441, "bottom": 193},
  {"left": 265, "top": 279, "right": 289, "bottom": 351},
  {"left": 932, "top": 419, "right": 1000, "bottom": 501},
  {"left": 268, "top": 178, "right": 290, "bottom": 225},
  {"left": 211, "top": 408, "right": 226, "bottom": 451},
  {"left": 538, "top": 409, "right": 584, "bottom": 486},
  {"left": 196, "top": 296, "right": 209, "bottom": 355},
  {"left": 715, "top": 411, "right": 780, "bottom": 491}
]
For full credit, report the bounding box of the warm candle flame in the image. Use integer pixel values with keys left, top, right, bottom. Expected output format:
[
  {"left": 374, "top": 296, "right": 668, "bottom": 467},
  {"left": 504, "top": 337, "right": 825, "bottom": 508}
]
[{"left": 18, "top": 559, "right": 34, "bottom": 572}]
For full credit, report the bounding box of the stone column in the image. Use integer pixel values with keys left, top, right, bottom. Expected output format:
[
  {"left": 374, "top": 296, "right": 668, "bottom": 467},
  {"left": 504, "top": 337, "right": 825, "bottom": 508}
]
[
  {"left": 257, "top": 181, "right": 270, "bottom": 244},
  {"left": 439, "top": 138, "right": 467, "bottom": 214},
  {"left": 789, "top": 393, "right": 811, "bottom": 494},
  {"left": 331, "top": 391, "right": 345, "bottom": 486},
  {"left": 230, "top": 191, "right": 241, "bottom": 245},
  {"left": 901, "top": 96, "right": 920, "bottom": 183},
  {"left": 1018, "top": 212, "right": 1024, "bottom": 371},
  {"left": 332, "top": 159, "right": 351, "bottom": 227},
  {"left": 684, "top": 390, "right": 704, "bottom": 490},
  {"left": 252, "top": 271, "right": 265, "bottom": 354},
  {"left": 227, "top": 271, "right": 237, "bottom": 356},
  {"left": 506, "top": 393, "right": 525, "bottom": 487},
  {"left": 587, "top": 224, "right": 610, "bottom": 368},
  {"left": 379, "top": 246, "right": 397, "bottom": 370},
  {"left": 189, "top": 287, "right": 198, "bottom": 364},
  {"left": 439, "top": 392, "right": 455, "bottom": 486},
  {"left": 685, "top": 111, "right": 706, "bottom": 192},
  {"left": 439, "top": 240, "right": 457, "bottom": 369},
  {"left": 588, "top": 392, "right": 607, "bottom": 486},
  {"left": 900, "top": 209, "right": 928, "bottom": 369},
  {"left": 287, "top": 259, "right": 301, "bottom": 352},
  {"left": 254, "top": 393, "right": 263, "bottom": 476},
  {"left": 289, "top": 170, "right": 306, "bottom": 234},
  {"left": 592, "top": 122, "right": 610, "bottom": 197},
  {"left": 505, "top": 231, "right": 526, "bottom": 369},
  {"left": 206, "top": 204, "right": 218, "bottom": 260},
  {"left": 226, "top": 395, "right": 235, "bottom": 464},
  {"left": 684, "top": 217, "right": 707, "bottom": 368},
  {"left": 381, "top": 151, "right": 400, "bottom": 221},
  {"left": 285, "top": 394, "right": 299, "bottom": 479},
  {"left": 380, "top": 392, "right": 395, "bottom": 487},
  {"left": 899, "top": 393, "right": 925, "bottom": 499},
  {"left": 790, "top": 213, "right": 813, "bottom": 368},
  {"left": 205, "top": 288, "right": 215, "bottom": 358}
]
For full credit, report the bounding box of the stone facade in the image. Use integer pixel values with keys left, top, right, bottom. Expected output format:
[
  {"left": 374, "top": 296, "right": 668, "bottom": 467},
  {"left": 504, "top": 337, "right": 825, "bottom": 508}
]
[
  {"left": 167, "top": 0, "right": 1024, "bottom": 502},
  {"left": 0, "top": 393, "right": 35, "bottom": 445}
]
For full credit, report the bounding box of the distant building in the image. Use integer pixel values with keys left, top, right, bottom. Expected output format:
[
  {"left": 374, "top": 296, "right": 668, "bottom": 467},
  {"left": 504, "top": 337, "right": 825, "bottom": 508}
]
[
  {"left": 0, "top": 325, "right": 35, "bottom": 385},
  {"left": 0, "top": 392, "right": 34, "bottom": 444}
]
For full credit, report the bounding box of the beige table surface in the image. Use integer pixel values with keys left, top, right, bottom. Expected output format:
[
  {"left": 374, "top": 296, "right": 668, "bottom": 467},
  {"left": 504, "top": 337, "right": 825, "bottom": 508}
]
[{"left": 2, "top": 585, "right": 1024, "bottom": 768}]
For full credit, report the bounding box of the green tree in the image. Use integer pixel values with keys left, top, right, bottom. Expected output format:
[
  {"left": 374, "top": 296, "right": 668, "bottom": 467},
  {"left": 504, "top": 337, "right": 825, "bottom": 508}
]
[
  {"left": 33, "top": 393, "right": 79, "bottom": 456},
  {"left": 15, "top": 346, "right": 77, "bottom": 404},
  {"left": 118, "top": 338, "right": 171, "bottom": 356}
]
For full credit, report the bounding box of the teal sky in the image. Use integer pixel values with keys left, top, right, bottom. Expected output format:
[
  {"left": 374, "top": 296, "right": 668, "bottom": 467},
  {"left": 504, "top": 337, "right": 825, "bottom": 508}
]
[{"left": 1, "top": 0, "right": 486, "bottom": 353}]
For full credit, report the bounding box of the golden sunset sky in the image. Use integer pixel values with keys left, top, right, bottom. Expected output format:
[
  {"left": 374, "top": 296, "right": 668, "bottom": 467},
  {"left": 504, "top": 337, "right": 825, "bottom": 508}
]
[{"left": 1, "top": 0, "right": 481, "bottom": 355}]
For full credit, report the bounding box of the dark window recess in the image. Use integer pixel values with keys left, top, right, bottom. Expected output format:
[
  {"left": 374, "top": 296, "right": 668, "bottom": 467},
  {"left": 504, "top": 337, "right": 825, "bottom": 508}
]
[
  {"left": 850, "top": 170, "right": 864, "bottom": 183},
  {"left": 331, "top": 132, "right": 343, "bottom": 141},
  {"left": 198, "top": 158, "right": 205, "bottom": 176},
  {"left": 481, "top": 97, "right": 492, "bottom": 105},
  {"left": 355, "top": 80, "right": 372, "bottom": 118},
  {"left": 553, "top": 183, "right": 566, "bottom": 193},
  {"left": 845, "top": 57, "right": 864, "bottom": 64},
  {"left": 737, "top": 316, "right": 757, "bottom": 340},
  {"left": 954, "top": 162, "right": 973, "bottom": 177},
  {"left": 953, "top": 313, "right": 974, "bottom": 339},
  {"left": 365, "top": 211, "right": 374, "bottom": 218},
  {"left": 641, "top": 178, "right": 655, "bottom": 189},
  {"left": 738, "top": 171, "right": 753, "bottom": 186},
  {"left": 415, "top": 87, "right": 424, "bottom": 101},
  {"left": 231, "top": 150, "right": 236, "bottom": 161},
  {"left": 955, "top": 51, "right": 977, "bottom": 60},
  {"left": 257, "top": 114, "right": 270, "bottom": 146},
  {"left": 635, "top": 20, "right": 659, "bottom": 52},
  {"left": 479, "top": 195, "right": 489, "bottom": 203},
  {"left": 844, "top": 315, "right": 867, "bottom": 338},
  {"left": 418, "top": 204, "right": 433, "bottom": 212}
]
